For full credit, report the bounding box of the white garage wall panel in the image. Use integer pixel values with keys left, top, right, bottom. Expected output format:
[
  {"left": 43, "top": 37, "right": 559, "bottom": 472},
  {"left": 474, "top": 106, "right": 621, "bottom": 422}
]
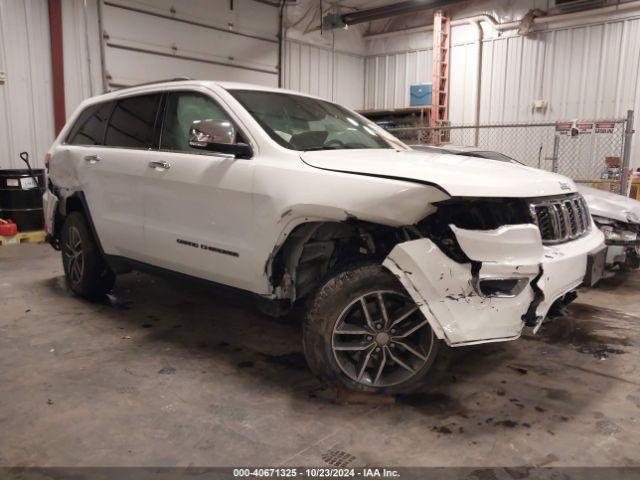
[
  {"left": 102, "top": 0, "right": 280, "bottom": 88},
  {"left": 477, "top": 20, "right": 640, "bottom": 124},
  {"left": 284, "top": 40, "right": 366, "bottom": 109},
  {"left": 364, "top": 17, "right": 640, "bottom": 166},
  {"left": 62, "top": 0, "right": 104, "bottom": 118},
  {"left": 476, "top": 19, "right": 640, "bottom": 167},
  {"left": 0, "top": 0, "right": 54, "bottom": 170},
  {"left": 447, "top": 41, "right": 480, "bottom": 125},
  {"left": 365, "top": 19, "right": 640, "bottom": 121},
  {"left": 364, "top": 49, "right": 432, "bottom": 110}
]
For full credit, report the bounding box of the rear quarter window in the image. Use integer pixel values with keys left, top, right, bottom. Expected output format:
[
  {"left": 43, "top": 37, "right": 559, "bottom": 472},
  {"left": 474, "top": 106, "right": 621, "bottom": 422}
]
[{"left": 66, "top": 101, "right": 113, "bottom": 145}]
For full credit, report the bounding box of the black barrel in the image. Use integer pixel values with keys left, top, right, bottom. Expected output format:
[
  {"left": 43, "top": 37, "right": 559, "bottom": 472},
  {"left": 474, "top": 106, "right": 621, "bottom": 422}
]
[{"left": 0, "top": 169, "right": 45, "bottom": 232}]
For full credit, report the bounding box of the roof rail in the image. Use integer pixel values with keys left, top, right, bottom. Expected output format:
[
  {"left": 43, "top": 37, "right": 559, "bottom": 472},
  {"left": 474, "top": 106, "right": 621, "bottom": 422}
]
[{"left": 109, "top": 77, "right": 194, "bottom": 92}]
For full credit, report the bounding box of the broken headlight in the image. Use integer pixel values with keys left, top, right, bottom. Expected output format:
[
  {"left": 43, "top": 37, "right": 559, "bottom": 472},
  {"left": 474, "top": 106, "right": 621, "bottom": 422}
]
[
  {"left": 599, "top": 226, "right": 638, "bottom": 244},
  {"left": 593, "top": 216, "right": 639, "bottom": 244},
  {"left": 592, "top": 215, "right": 614, "bottom": 226},
  {"left": 417, "top": 198, "right": 532, "bottom": 263}
]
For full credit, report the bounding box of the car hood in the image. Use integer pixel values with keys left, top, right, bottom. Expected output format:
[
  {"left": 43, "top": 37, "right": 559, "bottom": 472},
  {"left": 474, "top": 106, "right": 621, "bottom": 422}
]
[
  {"left": 577, "top": 185, "right": 640, "bottom": 224},
  {"left": 300, "top": 149, "right": 577, "bottom": 198}
]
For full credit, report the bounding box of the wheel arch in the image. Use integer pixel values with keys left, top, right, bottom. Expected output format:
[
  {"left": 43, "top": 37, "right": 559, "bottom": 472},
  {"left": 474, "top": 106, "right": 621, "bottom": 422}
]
[
  {"left": 267, "top": 213, "right": 412, "bottom": 304},
  {"left": 56, "top": 191, "right": 105, "bottom": 256}
]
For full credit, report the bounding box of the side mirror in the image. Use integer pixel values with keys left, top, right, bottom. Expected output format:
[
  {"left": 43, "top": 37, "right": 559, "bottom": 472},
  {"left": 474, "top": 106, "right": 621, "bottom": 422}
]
[{"left": 188, "top": 119, "right": 251, "bottom": 158}]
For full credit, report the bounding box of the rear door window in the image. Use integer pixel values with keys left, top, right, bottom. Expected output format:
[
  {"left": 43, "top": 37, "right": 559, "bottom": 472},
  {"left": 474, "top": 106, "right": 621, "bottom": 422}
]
[
  {"left": 105, "top": 94, "right": 162, "bottom": 149},
  {"left": 66, "top": 102, "right": 113, "bottom": 145}
]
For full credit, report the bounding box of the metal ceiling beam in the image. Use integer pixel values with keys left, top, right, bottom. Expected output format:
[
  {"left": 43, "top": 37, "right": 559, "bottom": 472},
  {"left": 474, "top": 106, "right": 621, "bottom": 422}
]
[{"left": 341, "top": 0, "right": 465, "bottom": 25}]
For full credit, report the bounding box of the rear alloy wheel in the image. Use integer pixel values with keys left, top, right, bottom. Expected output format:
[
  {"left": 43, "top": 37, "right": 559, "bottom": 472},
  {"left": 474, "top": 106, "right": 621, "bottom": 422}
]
[
  {"left": 61, "top": 212, "right": 115, "bottom": 299},
  {"left": 303, "top": 263, "right": 439, "bottom": 393},
  {"left": 63, "top": 225, "right": 85, "bottom": 285}
]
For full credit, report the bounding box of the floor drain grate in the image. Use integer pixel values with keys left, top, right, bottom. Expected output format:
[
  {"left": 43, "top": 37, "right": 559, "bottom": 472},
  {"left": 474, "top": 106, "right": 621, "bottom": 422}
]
[{"left": 321, "top": 450, "right": 356, "bottom": 467}]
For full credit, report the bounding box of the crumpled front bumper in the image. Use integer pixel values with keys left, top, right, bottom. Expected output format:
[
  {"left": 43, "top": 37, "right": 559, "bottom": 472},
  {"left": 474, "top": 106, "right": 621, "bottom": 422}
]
[
  {"left": 383, "top": 223, "right": 605, "bottom": 346},
  {"left": 601, "top": 226, "right": 640, "bottom": 270}
]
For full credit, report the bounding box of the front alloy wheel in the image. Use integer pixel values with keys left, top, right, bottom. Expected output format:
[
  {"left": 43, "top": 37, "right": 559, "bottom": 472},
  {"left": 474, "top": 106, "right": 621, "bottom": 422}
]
[
  {"left": 332, "top": 291, "right": 435, "bottom": 388},
  {"left": 304, "top": 264, "right": 439, "bottom": 393}
]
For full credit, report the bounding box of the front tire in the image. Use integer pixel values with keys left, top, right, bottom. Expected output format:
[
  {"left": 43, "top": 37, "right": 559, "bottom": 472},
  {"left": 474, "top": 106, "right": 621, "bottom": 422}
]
[
  {"left": 303, "top": 263, "right": 439, "bottom": 394},
  {"left": 61, "top": 211, "right": 115, "bottom": 299}
]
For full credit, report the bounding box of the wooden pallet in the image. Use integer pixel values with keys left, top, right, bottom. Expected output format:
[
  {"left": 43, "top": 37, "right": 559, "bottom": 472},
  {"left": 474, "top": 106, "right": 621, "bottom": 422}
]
[
  {"left": 0, "top": 230, "right": 46, "bottom": 246},
  {"left": 631, "top": 178, "right": 640, "bottom": 200}
]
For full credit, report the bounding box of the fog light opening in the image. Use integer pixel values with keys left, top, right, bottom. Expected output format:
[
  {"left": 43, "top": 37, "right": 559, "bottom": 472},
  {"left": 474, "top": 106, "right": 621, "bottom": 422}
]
[{"left": 476, "top": 278, "right": 529, "bottom": 298}]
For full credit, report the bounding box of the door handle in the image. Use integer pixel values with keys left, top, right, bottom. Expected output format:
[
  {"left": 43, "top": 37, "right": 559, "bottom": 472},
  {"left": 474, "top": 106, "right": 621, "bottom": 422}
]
[
  {"left": 84, "top": 154, "right": 101, "bottom": 163},
  {"left": 148, "top": 160, "right": 170, "bottom": 170}
]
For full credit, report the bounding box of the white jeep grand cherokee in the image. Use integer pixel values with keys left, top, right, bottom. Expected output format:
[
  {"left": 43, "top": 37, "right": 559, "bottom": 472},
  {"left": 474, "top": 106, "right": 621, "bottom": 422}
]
[{"left": 44, "top": 79, "right": 605, "bottom": 393}]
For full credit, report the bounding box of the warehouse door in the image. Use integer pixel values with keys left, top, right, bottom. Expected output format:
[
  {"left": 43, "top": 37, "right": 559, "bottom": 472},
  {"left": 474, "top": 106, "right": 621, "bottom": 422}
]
[{"left": 101, "top": 0, "right": 280, "bottom": 89}]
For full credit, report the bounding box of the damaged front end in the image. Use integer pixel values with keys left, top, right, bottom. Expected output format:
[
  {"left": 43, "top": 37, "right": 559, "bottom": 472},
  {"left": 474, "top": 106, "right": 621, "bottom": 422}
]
[
  {"left": 383, "top": 194, "right": 605, "bottom": 346},
  {"left": 593, "top": 216, "right": 640, "bottom": 271}
]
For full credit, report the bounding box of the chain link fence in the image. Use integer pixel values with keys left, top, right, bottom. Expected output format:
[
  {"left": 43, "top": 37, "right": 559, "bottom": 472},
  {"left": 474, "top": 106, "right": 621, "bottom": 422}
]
[{"left": 384, "top": 116, "right": 631, "bottom": 194}]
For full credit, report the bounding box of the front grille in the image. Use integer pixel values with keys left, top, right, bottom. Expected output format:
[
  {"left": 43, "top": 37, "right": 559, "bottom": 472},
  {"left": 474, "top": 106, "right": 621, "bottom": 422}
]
[{"left": 530, "top": 194, "right": 591, "bottom": 245}]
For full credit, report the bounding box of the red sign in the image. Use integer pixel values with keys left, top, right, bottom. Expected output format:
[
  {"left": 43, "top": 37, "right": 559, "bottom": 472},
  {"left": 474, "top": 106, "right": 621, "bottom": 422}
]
[
  {"left": 595, "top": 122, "right": 615, "bottom": 133},
  {"left": 576, "top": 122, "right": 593, "bottom": 134},
  {"left": 555, "top": 122, "right": 572, "bottom": 135}
]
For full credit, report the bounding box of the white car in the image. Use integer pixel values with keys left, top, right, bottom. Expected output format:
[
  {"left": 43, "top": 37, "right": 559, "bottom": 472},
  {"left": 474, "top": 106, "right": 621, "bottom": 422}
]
[
  {"left": 43, "top": 80, "right": 605, "bottom": 393},
  {"left": 411, "top": 144, "right": 640, "bottom": 273},
  {"left": 577, "top": 186, "right": 640, "bottom": 271}
]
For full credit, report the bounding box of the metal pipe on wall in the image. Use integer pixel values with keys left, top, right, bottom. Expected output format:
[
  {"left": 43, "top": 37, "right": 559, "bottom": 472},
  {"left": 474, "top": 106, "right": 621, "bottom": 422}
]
[
  {"left": 97, "top": 0, "right": 109, "bottom": 93},
  {"left": 82, "top": 0, "right": 95, "bottom": 97},
  {"left": 342, "top": 0, "right": 464, "bottom": 26},
  {"left": 252, "top": 0, "right": 281, "bottom": 6},
  {"left": 471, "top": 20, "right": 482, "bottom": 147},
  {"left": 621, "top": 110, "right": 635, "bottom": 195},
  {"left": 48, "top": 0, "right": 66, "bottom": 135},
  {"left": 363, "top": 15, "right": 496, "bottom": 40},
  {"left": 278, "top": 0, "right": 286, "bottom": 87}
]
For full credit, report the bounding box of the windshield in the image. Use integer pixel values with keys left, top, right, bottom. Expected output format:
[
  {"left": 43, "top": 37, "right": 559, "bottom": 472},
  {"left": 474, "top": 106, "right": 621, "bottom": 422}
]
[{"left": 229, "top": 90, "right": 394, "bottom": 151}]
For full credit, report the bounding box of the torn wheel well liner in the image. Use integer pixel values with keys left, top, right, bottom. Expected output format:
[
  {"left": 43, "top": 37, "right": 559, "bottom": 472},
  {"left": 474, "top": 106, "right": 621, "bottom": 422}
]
[{"left": 269, "top": 220, "right": 407, "bottom": 302}]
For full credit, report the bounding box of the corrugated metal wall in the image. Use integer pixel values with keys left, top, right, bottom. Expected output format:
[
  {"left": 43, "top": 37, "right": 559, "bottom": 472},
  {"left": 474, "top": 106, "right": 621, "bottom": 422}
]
[
  {"left": 364, "top": 16, "right": 640, "bottom": 166},
  {"left": 364, "top": 49, "right": 433, "bottom": 110},
  {"left": 284, "top": 40, "right": 366, "bottom": 109},
  {"left": 476, "top": 19, "right": 640, "bottom": 124},
  {"left": 365, "top": 19, "right": 640, "bottom": 121},
  {"left": 0, "top": 0, "right": 54, "bottom": 170},
  {"left": 101, "top": 0, "right": 280, "bottom": 88}
]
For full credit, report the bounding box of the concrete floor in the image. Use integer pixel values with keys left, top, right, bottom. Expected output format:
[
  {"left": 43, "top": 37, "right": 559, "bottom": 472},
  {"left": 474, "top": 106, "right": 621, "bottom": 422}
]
[{"left": 1, "top": 243, "right": 639, "bottom": 468}]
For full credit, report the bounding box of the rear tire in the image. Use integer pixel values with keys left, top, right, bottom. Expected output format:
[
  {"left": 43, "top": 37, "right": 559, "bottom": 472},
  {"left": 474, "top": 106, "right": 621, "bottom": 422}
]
[
  {"left": 303, "top": 263, "right": 440, "bottom": 394},
  {"left": 61, "top": 211, "right": 115, "bottom": 300}
]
